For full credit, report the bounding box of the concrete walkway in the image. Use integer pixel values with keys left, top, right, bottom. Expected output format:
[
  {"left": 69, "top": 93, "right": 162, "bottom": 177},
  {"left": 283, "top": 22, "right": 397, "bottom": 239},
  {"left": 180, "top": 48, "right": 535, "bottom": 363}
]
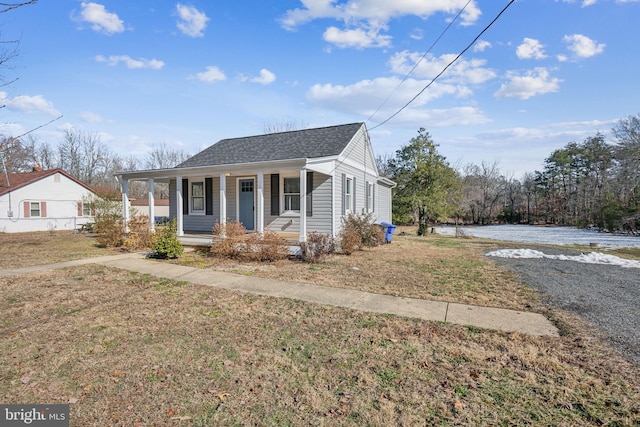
[{"left": 1, "top": 253, "right": 559, "bottom": 337}]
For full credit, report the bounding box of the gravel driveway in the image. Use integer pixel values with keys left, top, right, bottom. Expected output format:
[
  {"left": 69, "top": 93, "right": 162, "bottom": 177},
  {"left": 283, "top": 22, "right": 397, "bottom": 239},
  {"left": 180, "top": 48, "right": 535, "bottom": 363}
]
[{"left": 488, "top": 247, "right": 640, "bottom": 365}]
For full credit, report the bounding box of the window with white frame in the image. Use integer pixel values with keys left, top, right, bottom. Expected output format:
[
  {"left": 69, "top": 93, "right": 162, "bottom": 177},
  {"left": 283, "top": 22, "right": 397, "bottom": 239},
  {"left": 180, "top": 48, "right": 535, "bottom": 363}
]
[
  {"left": 30, "top": 202, "right": 41, "bottom": 217},
  {"left": 366, "top": 182, "right": 374, "bottom": 213},
  {"left": 191, "top": 182, "right": 204, "bottom": 212},
  {"left": 345, "top": 177, "right": 353, "bottom": 213},
  {"left": 283, "top": 177, "right": 300, "bottom": 212}
]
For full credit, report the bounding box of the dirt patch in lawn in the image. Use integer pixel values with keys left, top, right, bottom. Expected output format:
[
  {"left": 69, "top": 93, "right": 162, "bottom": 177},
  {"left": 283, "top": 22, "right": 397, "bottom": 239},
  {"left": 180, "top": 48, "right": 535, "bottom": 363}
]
[
  {"left": 1, "top": 265, "right": 639, "bottom": 426},
  {"left": 0, "top": 231, "right": 115, "bottom": 269}
]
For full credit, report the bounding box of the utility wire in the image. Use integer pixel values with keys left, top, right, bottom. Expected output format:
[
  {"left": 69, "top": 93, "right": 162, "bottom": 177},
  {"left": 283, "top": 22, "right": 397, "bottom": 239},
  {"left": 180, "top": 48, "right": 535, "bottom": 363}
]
[
  {"left": 365, "top": 0, "right": 473, "bottom": 124},
  {"left": 370, "top": 0, "right": 515, "bottom": 131}
]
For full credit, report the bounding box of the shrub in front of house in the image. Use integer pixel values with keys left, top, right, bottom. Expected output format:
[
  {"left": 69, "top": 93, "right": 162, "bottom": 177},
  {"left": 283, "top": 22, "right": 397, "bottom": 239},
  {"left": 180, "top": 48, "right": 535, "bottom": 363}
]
[
  {"left": 243, "top": 232, "right": 290, "bottom": 262},
  {"left": 301, "top": 232, "right": 335, "bottom": 263},
  {"left": 151, "top": 218, "right": 184, "bottom": 259},
  {"left": 122, "top": 215, "right": 155, "bottom": 251},
  {"left": 338, "top": 212, "right": 385, "bottom": 254},
  {"left": 210, "top": 220, "right": 247, "bottom": 259}
]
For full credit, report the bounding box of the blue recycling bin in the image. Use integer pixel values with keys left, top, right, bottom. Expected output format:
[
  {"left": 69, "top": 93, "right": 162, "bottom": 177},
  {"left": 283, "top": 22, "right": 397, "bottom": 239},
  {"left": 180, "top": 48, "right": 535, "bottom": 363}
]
[{"left": 380, "top": 221, "right": 397, "bottom": 243}]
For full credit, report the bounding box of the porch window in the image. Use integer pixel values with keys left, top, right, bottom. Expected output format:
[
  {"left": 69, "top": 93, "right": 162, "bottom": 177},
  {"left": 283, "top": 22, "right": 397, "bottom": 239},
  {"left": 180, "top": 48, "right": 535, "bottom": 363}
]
[
  {"left": 191, "top": 182, "right": 204, "bottom": 212},
  {"left": 283, "top": 177, "right": 300, "bottom": 212}
]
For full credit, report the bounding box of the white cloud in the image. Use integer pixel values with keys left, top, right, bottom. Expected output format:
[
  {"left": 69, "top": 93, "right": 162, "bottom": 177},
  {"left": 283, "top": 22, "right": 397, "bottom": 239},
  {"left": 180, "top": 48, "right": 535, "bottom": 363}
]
[
  {"left": 194, "top": 66, "right": 226, "bottom": 83},
  {"left": 409, "top": 28, "right": 423, "bottom": 41},
  {"left": 323, "top": 25, "right": 391, "bottom": 49},
  {"left": 562, "top": 34, "right": 605, "bottom": 59},
  {"left": 494, "top": 68, "right": 561, "bottom": 100},
  {"left": 250, "top": 69, "right": 276, "bottom": 85},
  {"left": 280, "top": 0, "right": 481, "bottom": 48},
  {"left": 0, "top": 92, "right": 61, "bottom": 116},
  {"left": 281, "top": 0, "right": 482, "bottom": 29},
  {"left": 95, "top": 55, "right": 165, "bottom": 69},
  {"left": 389, "top": 51, "right": 496, "bottom": 85},
  {"left": 307, "top": 76, "right": 470, "bottom": 117},
  {"left": 473, "top": 40, "right": 492, "bottom": 52},
  {"left": 77, "top": 2, "right": 125, "bottom": 35},
  {"left": 516, "top": 38, "right": 547, "bottom": 60},
  {"left": 79, "top": 111, "right": 111, "bottom": 123},
  {"left": 176, "top": 3, "right": 209, "bottom": 37}
]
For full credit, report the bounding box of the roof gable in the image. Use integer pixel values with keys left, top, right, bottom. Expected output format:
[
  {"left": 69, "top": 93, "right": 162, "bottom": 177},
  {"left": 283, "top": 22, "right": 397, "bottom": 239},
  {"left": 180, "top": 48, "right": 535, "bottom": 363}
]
[
  {"left": 0, "top": 168, "right": 95, "bottom": 196},
  {"left": 178, "top": 122, "right": 364, "bottom": 168}
]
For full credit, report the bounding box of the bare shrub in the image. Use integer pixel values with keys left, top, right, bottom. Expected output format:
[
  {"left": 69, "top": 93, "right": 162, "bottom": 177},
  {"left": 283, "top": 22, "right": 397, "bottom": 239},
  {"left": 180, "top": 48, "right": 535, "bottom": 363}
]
[
  {"left": 338, "top": 228, "right": 362, "bottom": 255},
  {"left": 210, "top": 220, "right": 247, "bottom": 258},
  {"left": 94, "top": 215, "right": 124, "bottom": 247},
  {"left": 301, "top": 232, "right": 335, "bottom": 263},
  {"left": 122, "top": 215, "right": 155, "bottom": 251},
  {"left": 338, "top": 212, "right": 385, "bottom": 254},
  {"left": 243, "top": 232, "right": 290, "bottom": 262}
]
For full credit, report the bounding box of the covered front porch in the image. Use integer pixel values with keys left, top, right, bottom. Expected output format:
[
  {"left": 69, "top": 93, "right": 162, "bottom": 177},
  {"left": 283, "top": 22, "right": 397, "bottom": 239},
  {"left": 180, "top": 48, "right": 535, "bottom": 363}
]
[{"left": 117, "top": 158, "right": 334, "bottom": 244}]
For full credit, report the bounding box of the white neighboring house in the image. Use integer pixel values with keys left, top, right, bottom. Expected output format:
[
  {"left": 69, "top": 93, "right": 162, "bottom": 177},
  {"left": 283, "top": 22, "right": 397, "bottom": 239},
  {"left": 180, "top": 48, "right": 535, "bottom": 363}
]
[{"left": 0, "top": 167, "right": 98, "bottom": 233}]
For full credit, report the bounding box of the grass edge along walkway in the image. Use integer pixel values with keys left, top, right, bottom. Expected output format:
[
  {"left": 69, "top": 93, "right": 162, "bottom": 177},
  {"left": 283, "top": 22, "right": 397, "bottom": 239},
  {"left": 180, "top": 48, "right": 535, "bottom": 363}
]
[{"left": 1, "top": 252, "right": 559, "bottom": 337}]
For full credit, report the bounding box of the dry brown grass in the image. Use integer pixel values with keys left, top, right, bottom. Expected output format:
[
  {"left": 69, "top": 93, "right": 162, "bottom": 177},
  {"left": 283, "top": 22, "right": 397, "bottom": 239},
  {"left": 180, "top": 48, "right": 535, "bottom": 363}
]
[
  {"left": 1, "top": 265, "right": 639, "bottom": 426},
  {"left": 0, "top": 231, "right": 116, "bottom": 269},
  {"left": 1, "top": 229, "right": 640, "bottom": 425},
  {"left": 179, "top": 227, "right": 541, "bottom": 311}
]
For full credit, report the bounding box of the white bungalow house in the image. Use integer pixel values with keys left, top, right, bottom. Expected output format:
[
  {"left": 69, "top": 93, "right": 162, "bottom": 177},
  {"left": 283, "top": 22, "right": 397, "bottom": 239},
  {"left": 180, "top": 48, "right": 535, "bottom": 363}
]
[
  {"left": 0, "top": 167, "right": 97, "bottom": 233},
  {"left": 116, "top": 123, "right": 395, "bottom": 242}
]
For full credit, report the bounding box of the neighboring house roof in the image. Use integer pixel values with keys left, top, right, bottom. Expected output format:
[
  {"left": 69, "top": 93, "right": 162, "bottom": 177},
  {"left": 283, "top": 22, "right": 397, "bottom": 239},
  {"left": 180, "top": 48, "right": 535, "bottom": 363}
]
[
  {"left": 0, "top": 168, "right": 95, "bottom": 197},
  {"left": 178, "top": 122, "right": 365, "bottom": 168}
]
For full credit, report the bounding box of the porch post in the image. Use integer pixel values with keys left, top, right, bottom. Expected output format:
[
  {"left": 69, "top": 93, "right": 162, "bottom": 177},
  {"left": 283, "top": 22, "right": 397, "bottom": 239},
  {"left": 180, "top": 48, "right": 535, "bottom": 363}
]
[
  {"left": 175, "top": 176, "right": 184, "bottom": 236},
  {"left": 299, "top": 167, "right": 307, "bottom": 242},
  {"left": 219, "top": 173, "right": 227, "bottom": 225},
  {"left": 257, "top": 171, "right": 264, "bottom": 234},
  {"left": 120, "top": 177, "right": 130, "bottom": 231},
  {"left": 148, "top": 178, "right": 155, "bottom": 232}
]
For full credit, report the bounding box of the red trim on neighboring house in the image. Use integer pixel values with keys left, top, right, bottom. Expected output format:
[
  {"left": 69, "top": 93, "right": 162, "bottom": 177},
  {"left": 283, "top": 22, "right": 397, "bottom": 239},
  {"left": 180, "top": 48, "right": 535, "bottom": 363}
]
[
  {"left": 41, "top": 201, "right": 47, "bottom": 217},
  {"left": 24, "top": 201, "right": 30, "bottom": 218},
  {"left": 0, "top": 168, "right": 98, "bottom": 197}
]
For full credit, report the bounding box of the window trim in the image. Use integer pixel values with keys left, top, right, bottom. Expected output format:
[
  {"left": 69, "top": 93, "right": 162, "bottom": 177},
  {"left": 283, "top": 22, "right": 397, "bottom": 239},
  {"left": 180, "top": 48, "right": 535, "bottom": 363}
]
[
  {"left": 344, "top": 175, "right": 354, "bottom": 214},
  {"left": 366, "top": 182, "right": 374, "bottom": 213},
  {"left": 30, "top": 201, "right": 42, "bottom": 217},
  {"left": 280, "top": 174, "right": 301, "bottom": 216},
  {"left": 190, "top": 180, "right": 205, "bottom": 215}
]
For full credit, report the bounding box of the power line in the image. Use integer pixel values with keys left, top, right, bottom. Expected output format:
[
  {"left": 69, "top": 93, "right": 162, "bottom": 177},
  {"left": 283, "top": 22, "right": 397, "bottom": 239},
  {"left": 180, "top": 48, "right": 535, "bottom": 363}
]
[
  {"left": 370, "top": 0, "right": 516, "bottom": 131},
  {"left": 365, "top": 0, "right": 473, "bottom": 124}
]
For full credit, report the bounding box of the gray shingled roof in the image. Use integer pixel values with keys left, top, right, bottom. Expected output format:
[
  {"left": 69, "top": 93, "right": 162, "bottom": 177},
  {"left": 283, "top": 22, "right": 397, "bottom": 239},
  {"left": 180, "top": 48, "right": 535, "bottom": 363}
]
[{"left": 177, "top": 122, "right": 364, "bottom": 168}]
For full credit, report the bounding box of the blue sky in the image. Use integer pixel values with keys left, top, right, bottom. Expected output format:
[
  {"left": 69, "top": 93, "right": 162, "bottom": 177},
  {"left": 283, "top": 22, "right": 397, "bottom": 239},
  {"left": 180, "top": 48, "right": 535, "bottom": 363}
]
[{"left": 1, "top": 0, "right": 639, "bottom": 177}]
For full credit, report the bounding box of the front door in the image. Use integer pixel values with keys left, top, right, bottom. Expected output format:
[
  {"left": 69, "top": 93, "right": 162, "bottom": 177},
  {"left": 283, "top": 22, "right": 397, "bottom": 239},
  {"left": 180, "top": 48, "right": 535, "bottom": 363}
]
[{"left": 238, "top": 178, "right": 255, "bottom": 230}]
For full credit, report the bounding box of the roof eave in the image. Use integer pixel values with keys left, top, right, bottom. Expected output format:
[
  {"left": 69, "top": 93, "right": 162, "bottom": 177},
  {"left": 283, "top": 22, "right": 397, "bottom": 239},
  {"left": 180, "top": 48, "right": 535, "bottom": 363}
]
[{"left": 116, "top": 157, "right": 315, "bottom": 180}]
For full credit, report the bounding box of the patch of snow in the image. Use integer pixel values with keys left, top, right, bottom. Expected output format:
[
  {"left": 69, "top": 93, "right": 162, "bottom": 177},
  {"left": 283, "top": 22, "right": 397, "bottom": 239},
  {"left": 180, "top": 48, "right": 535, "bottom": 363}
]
[{"left": 486, "top": 249, "right": 640, "bottom": 269}]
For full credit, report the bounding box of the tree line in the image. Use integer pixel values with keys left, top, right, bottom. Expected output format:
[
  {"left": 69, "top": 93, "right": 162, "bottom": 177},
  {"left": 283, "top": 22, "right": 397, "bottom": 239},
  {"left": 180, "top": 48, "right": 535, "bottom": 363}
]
[
  {"left": 380, "top": 114, "right": 640, "bottom": 235},
  {"left": 0, "top": 129, "right": 189, "bottom": 198}
]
